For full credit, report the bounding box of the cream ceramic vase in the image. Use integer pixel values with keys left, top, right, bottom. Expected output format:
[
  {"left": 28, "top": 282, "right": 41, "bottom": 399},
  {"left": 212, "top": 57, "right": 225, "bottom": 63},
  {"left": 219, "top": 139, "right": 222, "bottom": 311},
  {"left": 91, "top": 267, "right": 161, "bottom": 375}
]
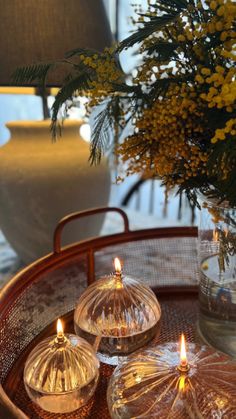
[{"left": 0, "top": 120, "right": 110, "bottom": 264}]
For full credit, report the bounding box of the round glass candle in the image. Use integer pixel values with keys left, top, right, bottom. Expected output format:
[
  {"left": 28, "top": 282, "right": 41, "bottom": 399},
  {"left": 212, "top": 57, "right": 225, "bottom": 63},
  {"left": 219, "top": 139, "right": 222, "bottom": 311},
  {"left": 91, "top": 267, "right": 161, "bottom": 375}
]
[
  {"left": 107, "top": 342, "right": 236, "bottom": 418},
  {"left": 24, "top": 320, "right": 99, "bottom": 414},
  {"left": 74, "top": 258, "right": 161, "bottom": 365}
]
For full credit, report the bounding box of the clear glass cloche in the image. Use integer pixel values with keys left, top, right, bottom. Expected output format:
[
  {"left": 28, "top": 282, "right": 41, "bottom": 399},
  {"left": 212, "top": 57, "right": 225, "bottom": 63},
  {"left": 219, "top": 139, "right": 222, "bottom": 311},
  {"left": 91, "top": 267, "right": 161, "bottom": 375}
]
[
  {"left": 24, "top": 319, "right": 100, "bottom": 414},
  {"left": 74, "top": 258, "right": 161, "bottom": 365},
  {"left": 107, "top": 337, "right": 236, "bottom": 418}
]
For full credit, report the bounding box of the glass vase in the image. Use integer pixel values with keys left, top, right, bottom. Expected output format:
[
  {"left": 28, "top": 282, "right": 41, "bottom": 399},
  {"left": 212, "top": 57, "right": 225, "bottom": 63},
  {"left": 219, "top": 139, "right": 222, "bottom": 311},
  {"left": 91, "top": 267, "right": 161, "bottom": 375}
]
[{"left": 198, "top": 200, "right": 236, "bottom": 357}]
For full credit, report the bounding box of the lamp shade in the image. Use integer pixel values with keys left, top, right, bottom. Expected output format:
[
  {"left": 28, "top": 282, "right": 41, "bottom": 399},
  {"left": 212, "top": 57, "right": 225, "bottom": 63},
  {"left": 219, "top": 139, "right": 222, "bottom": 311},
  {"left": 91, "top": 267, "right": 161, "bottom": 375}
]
[{"left": 0, "top": 0, "right": 112, "bottom": 87}]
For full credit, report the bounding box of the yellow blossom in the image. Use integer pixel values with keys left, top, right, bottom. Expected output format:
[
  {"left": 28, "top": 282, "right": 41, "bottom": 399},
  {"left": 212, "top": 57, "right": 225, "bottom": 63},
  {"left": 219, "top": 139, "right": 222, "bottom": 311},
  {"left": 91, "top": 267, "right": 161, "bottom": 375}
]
[
  {"left": 178, "top": 35, "right": 186, "bottom": 42},
  {"left": 210, "top": 1, "right": 217, "bottom": 10},
  {"left": 201, "top": 68, "right": 211, "bottom": 76},
  {"left": 215, "top": 21, "right": 223, "bottom": 31},
  {"left": 220, "top": 31, "right": 228, "bottom": 41},
  {"left": 217, "top": 6, "right": 225, "bottom": 16},
  {"left": 195, "top": 74, "right": 205, "bottom": 84}
]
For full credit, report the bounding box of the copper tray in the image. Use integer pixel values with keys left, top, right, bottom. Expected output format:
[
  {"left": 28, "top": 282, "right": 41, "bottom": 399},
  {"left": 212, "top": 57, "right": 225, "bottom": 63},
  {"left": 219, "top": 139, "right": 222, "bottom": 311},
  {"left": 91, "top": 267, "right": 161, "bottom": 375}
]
[{"left": 0, "top": 207, "right": 199, "bottom": 418}]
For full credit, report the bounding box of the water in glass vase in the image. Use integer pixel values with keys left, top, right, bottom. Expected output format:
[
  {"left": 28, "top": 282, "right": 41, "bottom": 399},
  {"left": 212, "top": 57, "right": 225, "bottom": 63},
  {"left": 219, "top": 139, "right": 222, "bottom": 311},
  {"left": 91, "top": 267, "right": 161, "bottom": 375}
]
[
  {"left": 199, "top": 254, "right": 236, "bottom": 357},
  {"left": 25, "top": 376, "right": 98, "bottom": 413},
  {"left": 74, "top": 321, "right": 160, "bottom": 365},
  {"left": 73, "top": 264, "right": 162, "bottom": 366}
]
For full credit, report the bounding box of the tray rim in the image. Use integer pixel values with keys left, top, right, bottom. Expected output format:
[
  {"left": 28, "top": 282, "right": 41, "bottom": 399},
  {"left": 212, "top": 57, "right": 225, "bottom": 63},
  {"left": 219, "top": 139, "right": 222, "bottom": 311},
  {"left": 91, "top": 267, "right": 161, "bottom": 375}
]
[{"left": 0, "top": 225, "right": 198, "bottom": 320}]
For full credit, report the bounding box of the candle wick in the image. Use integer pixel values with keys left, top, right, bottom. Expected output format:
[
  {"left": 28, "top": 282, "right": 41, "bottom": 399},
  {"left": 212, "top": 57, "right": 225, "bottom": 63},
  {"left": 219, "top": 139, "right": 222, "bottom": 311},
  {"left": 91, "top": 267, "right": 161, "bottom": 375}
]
[
  {"left": 177, "top": 362, "right": 190, "bottom": 373},
  {"left": 114, "top": 269, "right": 123, "bottom": 289},
  {"left": 55, "top": 333, "right": 66, "bottom": 345},
  {"left": 115, "top": 269, "right": 122, "bottom": 280}
]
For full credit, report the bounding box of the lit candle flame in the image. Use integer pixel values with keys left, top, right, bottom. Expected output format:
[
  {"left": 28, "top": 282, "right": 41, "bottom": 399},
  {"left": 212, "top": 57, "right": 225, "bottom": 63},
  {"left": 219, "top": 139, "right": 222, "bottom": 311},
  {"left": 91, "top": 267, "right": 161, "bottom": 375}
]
[
  {"left": 178, "top": 333, "right": 189, "bottom": 372},
  {"left": 224, "top": 228, "right": 229, "bottom": 238},
  {"left": 114, "top": 257, "right": 122, "bottom": 274},
  {"left": 57, "top": 318, "right": 64, "bottom": 338},
  {"left": 213, "top": 229, "right": 219, "bottom": 242},
  {"left": 180, "top": 334, "right": 187, "bottom": 366}
]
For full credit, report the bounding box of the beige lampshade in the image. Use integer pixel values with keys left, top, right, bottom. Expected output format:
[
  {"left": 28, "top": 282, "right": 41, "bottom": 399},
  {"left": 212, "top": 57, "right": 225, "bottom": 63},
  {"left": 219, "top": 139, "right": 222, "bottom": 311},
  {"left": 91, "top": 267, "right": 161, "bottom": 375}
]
[{"left": 0, "top": 0, "right": 112, "bottom": 87}]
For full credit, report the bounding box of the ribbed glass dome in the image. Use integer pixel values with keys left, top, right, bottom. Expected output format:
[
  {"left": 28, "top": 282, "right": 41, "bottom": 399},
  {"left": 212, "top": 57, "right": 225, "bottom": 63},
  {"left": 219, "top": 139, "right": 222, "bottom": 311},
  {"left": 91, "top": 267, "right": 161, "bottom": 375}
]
[
  {"left": 24, "top": 332, "right": 99, "bottom": 413},
  {"left": 107, "top": 342, "right": 236, "bottom": 418},
  {"left": 74, "top": 260, "right": 161, "bottom": 365}
]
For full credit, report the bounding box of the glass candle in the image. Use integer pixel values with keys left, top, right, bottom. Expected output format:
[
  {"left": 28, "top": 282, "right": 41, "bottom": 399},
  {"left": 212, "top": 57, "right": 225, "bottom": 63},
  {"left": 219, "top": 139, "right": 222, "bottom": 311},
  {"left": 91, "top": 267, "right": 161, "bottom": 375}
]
[
  {"left": 74, "top": 258, "right": 161, "bottom": 365},
  {"left": 24, "top": 319, "right": 99, "bottom": 413},
  {"left": 107, "top": 334, "right": 236, "bottom": 418}
]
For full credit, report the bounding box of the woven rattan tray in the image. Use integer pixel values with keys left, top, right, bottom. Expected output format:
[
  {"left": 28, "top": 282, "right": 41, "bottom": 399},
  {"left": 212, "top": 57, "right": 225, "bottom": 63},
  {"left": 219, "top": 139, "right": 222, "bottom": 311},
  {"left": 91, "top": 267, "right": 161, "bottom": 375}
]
[{"left": 0, "top": 207, "right": 199, "bottom": 419}]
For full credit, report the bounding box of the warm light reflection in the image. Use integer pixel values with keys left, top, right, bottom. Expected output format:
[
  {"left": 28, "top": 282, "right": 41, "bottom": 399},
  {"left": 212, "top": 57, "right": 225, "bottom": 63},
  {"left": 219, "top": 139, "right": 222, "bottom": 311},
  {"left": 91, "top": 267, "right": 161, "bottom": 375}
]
[
  {"left": 0, "top": 87, "right": 59, "bottom": 95},
  {"left": 114, "top": 257, "right": 122, "bottom": 273},
  {"left": 57, "top": 319, "right": 64, "bottom": 338},
  {"left": 178, "top": 374, "right": 186, "bottom": 392},
  {"left": 80, "top": 123, "right": 91, "bottom": 143},
  {"left": 224, "top": 228, "right": 229, "bottom": 238}
]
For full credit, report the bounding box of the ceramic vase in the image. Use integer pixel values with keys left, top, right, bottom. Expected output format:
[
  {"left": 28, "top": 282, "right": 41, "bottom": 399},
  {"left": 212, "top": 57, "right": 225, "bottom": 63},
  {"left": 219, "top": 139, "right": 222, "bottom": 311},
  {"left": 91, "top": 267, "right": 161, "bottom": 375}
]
[{"left": 0, "top": 119, "right": 110, "bottom": 263}]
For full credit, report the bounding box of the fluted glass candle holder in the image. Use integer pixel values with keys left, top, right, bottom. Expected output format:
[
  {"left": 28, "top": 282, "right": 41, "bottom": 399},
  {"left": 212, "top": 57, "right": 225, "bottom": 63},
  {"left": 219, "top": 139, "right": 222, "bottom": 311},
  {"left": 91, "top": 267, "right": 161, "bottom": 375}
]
[
  {"left": 107, "top": 337, "right": 236, "bottom": 418},
  {"left": 24, "top": 319, "right": 100, "bottom": 414},
  {"left": 74, "top": 258, "right": 161, "bottom": 365}
]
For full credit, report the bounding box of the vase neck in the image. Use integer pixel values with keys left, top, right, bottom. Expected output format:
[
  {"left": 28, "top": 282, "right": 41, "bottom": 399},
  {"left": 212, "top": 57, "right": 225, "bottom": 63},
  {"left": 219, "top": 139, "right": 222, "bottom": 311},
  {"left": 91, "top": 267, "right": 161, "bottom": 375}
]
[{"left": 5, "top": 119, "right": 84, "bottom": 140}]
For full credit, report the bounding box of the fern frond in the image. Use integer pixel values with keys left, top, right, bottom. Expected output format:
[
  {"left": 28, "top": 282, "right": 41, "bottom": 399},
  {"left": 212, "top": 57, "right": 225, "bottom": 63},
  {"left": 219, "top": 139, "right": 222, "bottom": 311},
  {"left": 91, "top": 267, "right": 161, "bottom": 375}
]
[
  {"left": 89, "top": 102, "right": 114, "bottom": 165},
  {"left": 145, "top": 41, "right": 178, "bottom": 57},
  {"left": 148, "top": 78, "right": 176, "bottom": 101},
  {"left": 158, "top": 0, "right": 189, "bottom": 8},
  {"left": 12, "top": 63, "right": 53, "bottom": 85},
  {"left": 51, "top": 73, "right": 92, "bottom": 138},
  {"left": 110, "top": 82, "right": 143, "bottom": 95},
  {"left": 117, "top": 13, "right": 181, "bottom": 52},
  {"left": 65, "top": 47, "right": 100, "bottom": 59},
  {"left": 117, "top": 0, "right": 190, "bottom": 53}
]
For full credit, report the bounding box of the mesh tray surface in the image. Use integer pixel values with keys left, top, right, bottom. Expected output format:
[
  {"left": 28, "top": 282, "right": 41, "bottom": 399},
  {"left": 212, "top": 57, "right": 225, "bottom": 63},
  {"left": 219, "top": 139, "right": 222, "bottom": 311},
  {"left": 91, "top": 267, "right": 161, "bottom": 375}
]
[
  {"left": 5, "top": 295, "right": 198, "bottom": 419},
  {"left": 0, "top": 233, "right": 199, "bottom": 418}
]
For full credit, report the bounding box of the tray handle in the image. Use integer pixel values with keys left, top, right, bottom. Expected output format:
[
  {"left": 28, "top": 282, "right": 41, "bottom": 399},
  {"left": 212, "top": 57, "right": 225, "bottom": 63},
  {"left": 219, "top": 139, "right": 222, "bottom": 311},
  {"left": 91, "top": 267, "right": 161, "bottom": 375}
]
[{"left": 53, "top": 206, "right": 130, "bottom": 254}]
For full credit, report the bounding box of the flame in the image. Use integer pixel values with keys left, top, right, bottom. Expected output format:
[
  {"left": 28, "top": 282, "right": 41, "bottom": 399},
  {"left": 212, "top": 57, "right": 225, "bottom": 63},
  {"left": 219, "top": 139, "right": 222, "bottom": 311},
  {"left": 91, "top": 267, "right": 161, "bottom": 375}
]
[
  {"left": 114, "top": 257, "right": 122, "bottom": 273},
  {"left": 224, "top": 228, "right": 229, "bottom": 238},
  {"left": 180, "top": 333, "right": 188, "bottom": 368},
  {"left": 57, "top": 318, "right": 64, "bottom": 337},
  {"left": 213, "top": 229, "right": 219, "bottom": 242}
]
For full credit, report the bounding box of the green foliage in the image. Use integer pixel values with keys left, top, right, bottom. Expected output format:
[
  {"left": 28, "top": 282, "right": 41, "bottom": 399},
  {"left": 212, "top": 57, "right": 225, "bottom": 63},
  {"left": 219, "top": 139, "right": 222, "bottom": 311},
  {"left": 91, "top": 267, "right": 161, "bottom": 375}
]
[
  {"left": 51, "top": 73, "right": 92, "bottom": 137},
  {"left": 12, "top": 63, "right": 53, "bottom": 85},
  {"left": 89, "top": 103, "right": 113, "bottom": 164},
  {"left": 117, "top": 14, "right": 180, "bottom": 51}
]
